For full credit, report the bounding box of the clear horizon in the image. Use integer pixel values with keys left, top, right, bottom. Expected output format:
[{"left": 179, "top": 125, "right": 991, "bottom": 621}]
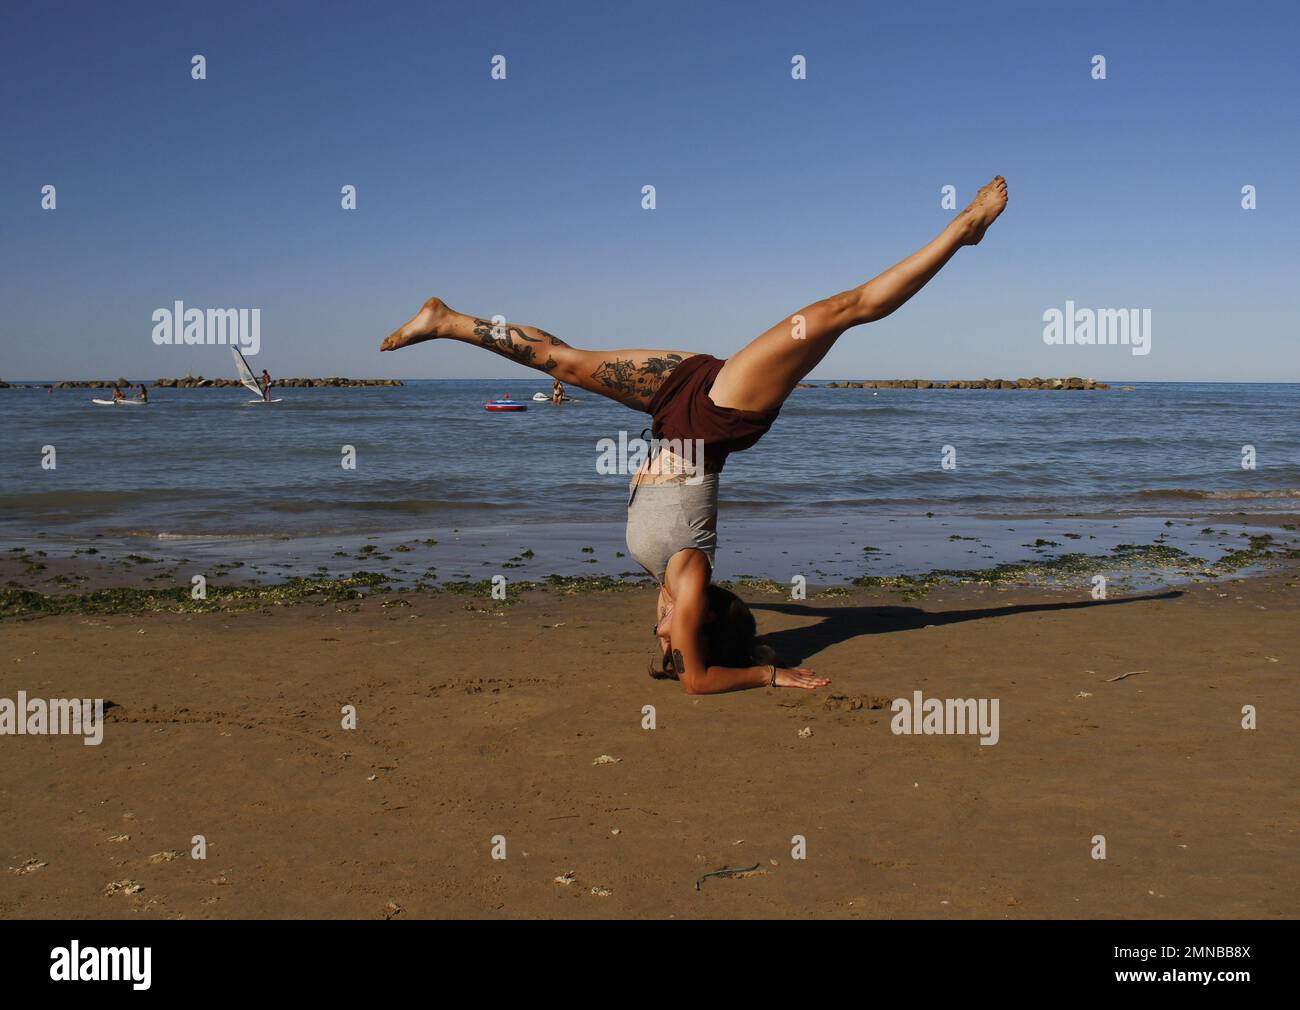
[{"left": 2, "top": 0, "right": 1296, "bottom": 383}]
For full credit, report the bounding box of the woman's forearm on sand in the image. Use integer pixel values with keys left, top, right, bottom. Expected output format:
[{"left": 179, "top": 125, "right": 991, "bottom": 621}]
[{"left": 681, "top": 665, "right": 771, "bottom": 695}]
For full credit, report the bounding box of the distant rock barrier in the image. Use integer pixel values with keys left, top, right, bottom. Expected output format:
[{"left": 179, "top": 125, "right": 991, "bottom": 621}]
[
  {"left": 796, "top": 377, "right": 1111, "bottom": 390},
  {"left": 0, "top": 377, "right": 403, "bottom": 389},
  {"left": 152, "top": 377, "right": 403, "bottom": 389}
]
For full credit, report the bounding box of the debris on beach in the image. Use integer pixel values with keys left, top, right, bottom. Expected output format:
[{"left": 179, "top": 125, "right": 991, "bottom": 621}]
[
  {"left": 553, "top": 871, "right": 577, "bottom": 886},
  {"left": 108, "top": 834, "right": 130, "bottom": 843},
  {"left": 383, "top": 900, "right": 403, "bottom": 919},
  {"left": 104, "top": 879, "right": 143, "bottom": 896},
  {"left": 592, "top": 754, "right": 621, "bottom": 765},
  {"left": 147, "top": 850, "right": 181, "bottom": 864},
  {"left": 590, "top": 886, "right": 612, "bottom": 897},
  {"left": 1104, "top": 670, "right": 1148, "bottom": 683},
  {"left": 9, "top": 858, "right": 46, "bottom": 876},
  {"left": 797, "top": 727, "right": 813, "bottom": 739},
  {"left": 695, "top": 863, "right": 764, "bottom": 891}
]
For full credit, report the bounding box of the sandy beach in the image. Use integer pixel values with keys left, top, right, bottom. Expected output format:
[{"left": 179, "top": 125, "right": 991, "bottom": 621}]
[{"left": 3, "top": 568, "right": 1295, "bottom": 920}]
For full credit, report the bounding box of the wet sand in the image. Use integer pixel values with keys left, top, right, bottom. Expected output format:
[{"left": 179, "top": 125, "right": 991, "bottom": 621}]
[
  {"left": 5, "top": 513, "right": 1299, "bottom": 592},
  {"left": 2, "top": 569, "right": 1296, "bottom": 919}
]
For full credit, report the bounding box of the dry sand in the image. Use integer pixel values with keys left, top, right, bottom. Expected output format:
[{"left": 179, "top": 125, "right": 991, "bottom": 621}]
[{"left": 2, "top": 573, "right": 1296, "bottom": 919}]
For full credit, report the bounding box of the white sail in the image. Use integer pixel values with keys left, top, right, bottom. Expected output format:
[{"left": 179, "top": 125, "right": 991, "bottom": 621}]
[{"left": 230, "top": 346, "right": 265, "bottom": 398}]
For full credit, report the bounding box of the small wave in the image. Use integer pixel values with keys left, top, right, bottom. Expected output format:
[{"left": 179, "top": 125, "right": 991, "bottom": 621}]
[
  {"left": 0, "top": 488, "right": 196, "bottom": 509},
  {"left": 153, "top": 531, "right": 292, "bottom": 541},
  {"left": 782, "top": 405, "right": 928, "bottom": 419},
  {"left": 269, "top": 498, "right": 508, "bottom": 514},
  {"left": 1137, "top": 488, "right": 1300, "bottom": 501}
]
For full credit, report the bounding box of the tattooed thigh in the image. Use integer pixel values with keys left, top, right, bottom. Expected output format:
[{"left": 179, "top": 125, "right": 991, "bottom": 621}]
[{"left": 590, "top": 353, "right": 686, "bottom": 404}]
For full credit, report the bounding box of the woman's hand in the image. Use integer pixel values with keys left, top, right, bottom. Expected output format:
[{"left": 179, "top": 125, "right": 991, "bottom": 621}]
[
  {"left": 655, "top": 603, "right": 674, "bottom": 638},
  {"left": 773, "top": 667, "right": 829, "bottom": 690}
]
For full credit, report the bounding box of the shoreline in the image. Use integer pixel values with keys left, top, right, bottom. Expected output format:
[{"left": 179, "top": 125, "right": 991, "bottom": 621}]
[{"left": 4, "top": 513, "right": 1298, "bottom": 618}]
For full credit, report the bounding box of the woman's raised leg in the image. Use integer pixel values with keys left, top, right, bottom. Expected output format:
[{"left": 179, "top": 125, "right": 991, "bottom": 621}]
[
  {"left": 380, "top": 299, "right": 693, "bottom": 411},
  {"left": 709, "top": 176, "right": 1008, "bottom": 413}
]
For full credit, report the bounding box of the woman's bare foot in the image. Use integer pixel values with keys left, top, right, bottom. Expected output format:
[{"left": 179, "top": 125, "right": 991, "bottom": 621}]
[
  {"left": 953, "top": 176, "right": 1008, "bottom": 245},
  {"left": 380, "top": 296, "right": 453, "bottom": 351}
]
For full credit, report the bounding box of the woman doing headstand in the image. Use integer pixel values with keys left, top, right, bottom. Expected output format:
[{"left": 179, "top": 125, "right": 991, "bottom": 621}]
[{"left": 380, "top": 177, "right": 1008, "bottom": 694}]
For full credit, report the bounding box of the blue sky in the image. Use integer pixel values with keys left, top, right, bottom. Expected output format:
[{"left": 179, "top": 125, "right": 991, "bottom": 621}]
[{"left": 1, "top": 0, "right": 1296, "bottom": 381}]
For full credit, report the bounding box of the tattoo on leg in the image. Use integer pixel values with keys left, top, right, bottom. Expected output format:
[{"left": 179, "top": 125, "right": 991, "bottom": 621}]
[
  {"left": 591, "top": 354, "right": 684, "bottom": 400},
  {"left": 471, "top": 318, "right": 558, "bottom": 370},
  {"left": 672, "top": 648, "right": 685, "bottom": 676}
]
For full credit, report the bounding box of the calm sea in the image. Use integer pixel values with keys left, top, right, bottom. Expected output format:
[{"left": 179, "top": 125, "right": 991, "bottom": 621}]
[
  {"left": 2, "top": 380, "right": 1298, "bottom": 585},
  {"left": 3, "top": 380, "right": 1297, "bottom": 536}
]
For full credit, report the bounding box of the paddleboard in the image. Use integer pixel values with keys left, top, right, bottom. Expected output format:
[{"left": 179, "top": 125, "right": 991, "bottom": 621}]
[
  {"left": 92, "top": 398, "right": 147, "bottom": 406},
  {"left": 532, "top": 392, "right": 578, "bottom": 402},
  {"left": 245, "top": 398, "right": 284, "bottom": 404}
]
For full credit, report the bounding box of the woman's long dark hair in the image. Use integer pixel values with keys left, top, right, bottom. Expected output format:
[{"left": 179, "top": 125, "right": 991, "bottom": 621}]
[{"left": 651, "top": 585, "right": 775, "bottom": 680}]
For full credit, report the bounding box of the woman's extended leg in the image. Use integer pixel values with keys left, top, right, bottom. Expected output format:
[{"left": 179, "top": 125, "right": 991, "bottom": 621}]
[
  {"left": 380, "top": 301, "right": 691, "bottom": 411},
  {"left": 708, "top": 176, "right": 1008, "bottom": 413}
]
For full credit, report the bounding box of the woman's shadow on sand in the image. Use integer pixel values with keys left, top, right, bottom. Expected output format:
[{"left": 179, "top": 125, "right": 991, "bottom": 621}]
[{"left": 750, "top": 590, "right": 1182, "bottom": 666}]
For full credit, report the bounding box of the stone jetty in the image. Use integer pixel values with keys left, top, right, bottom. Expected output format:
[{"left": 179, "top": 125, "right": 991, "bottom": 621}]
[
  {"left": 0, "top": 377, "right": 403, "bottom": 389},
  {"left": 796, "top": 377, "right": 1110, "bottom": 390}
]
